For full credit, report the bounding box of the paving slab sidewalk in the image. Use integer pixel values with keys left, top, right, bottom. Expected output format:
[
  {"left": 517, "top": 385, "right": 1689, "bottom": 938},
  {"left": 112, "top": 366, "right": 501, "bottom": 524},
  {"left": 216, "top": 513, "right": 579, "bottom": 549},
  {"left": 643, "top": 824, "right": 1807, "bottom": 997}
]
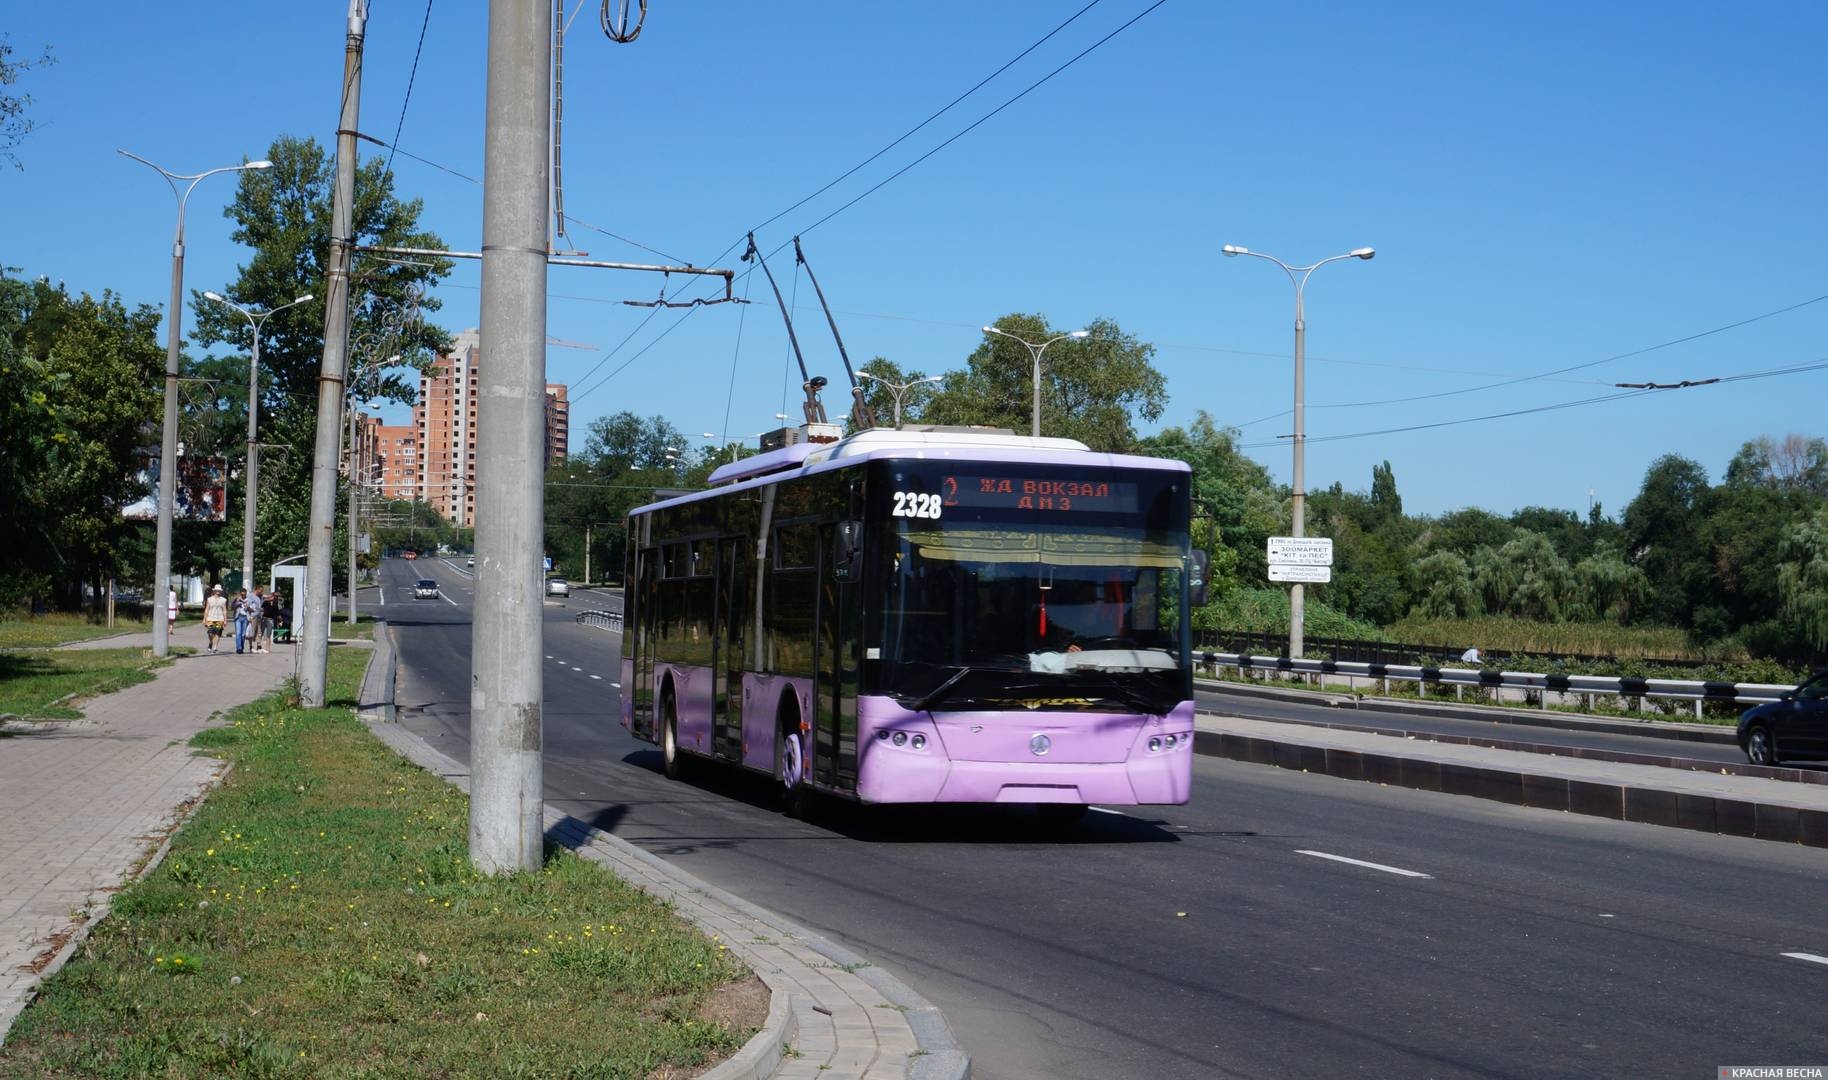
[{"left": 0, "top": 622, "right": 314, "bottom": 1043}]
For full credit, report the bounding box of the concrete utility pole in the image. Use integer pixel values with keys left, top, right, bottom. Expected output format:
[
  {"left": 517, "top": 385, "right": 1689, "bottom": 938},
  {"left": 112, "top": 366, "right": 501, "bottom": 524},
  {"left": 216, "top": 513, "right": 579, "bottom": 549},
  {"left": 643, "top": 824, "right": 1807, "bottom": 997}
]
[
  {"left": 119, "top": 152, "right": 271, "bottom": 657},
  {"left": 301, "top": 0, "right": 368, "bottom": 706},
  {"left": 470, "top": 0, "right": 552, "bottom": 875},
  {"left": 1222, "top": 244, "right": 1374, "bottom": 661}
]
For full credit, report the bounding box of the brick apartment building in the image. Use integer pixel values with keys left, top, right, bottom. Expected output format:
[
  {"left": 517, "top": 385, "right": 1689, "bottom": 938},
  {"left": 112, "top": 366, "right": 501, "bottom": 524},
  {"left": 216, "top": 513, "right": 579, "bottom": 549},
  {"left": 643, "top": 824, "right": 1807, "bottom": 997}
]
[{"left": 407, "top": 329, "right": 569, "bottom": 527}]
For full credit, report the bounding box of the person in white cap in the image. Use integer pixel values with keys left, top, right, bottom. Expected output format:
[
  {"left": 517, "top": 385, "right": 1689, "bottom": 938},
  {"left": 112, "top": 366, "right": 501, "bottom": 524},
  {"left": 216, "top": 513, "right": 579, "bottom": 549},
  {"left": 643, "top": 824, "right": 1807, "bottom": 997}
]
[{"left": 203, "top": 584, "right": 229, "bottom": 652}]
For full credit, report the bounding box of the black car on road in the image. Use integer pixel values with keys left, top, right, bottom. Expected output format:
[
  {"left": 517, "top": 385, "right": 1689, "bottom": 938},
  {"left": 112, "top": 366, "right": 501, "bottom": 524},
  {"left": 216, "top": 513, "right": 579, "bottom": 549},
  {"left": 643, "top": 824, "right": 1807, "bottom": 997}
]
[{"left": 1738, "top": 669, "right": 1828, "bottom": 764}]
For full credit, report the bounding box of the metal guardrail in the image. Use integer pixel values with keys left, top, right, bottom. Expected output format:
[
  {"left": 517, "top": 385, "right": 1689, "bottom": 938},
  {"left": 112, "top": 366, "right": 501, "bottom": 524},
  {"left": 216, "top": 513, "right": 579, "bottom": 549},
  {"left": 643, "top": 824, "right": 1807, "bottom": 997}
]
[
  {"left": 1193, "top": 628, "right": 1723, "bottom": 672},
  {"left": 574, "top": 609, "right": 623, "bottom": 632},
  {"left": 1198, "top": 651, "right": 1795, "bottom": 718}
]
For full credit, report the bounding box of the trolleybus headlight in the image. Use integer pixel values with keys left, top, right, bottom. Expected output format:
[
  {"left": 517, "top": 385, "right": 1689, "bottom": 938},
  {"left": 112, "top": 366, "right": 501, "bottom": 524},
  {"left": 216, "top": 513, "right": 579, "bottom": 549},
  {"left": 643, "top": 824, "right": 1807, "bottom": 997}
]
[
  {"left": 1148, "top": 736, "right": 1163, "bottom": 752},
  {"left": 910, "top": 734, "right": 926, "bottom": 750},
  {"left": 1165, "top": 734, "right": 1178, "bottom": 749},
  {"left": 877, "top": 730, "right": 889, "bottom": 741},
  {"left": 892, "top": 731, "right": 908, "bottom": 747}
]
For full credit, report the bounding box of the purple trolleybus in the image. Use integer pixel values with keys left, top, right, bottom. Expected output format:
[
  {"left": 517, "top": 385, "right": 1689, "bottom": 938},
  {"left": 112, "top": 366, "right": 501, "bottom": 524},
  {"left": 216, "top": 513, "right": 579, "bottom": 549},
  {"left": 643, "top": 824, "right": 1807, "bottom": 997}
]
[{"left": 619, "top": 426, "right": 1207, "bottom": 819}]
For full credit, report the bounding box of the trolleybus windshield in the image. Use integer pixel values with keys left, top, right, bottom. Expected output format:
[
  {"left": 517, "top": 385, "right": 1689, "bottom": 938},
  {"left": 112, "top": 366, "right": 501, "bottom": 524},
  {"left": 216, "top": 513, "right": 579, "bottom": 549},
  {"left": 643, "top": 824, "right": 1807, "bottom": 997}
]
[{"left": 872, "top": 463, "right": 1190, "bottom": 715}]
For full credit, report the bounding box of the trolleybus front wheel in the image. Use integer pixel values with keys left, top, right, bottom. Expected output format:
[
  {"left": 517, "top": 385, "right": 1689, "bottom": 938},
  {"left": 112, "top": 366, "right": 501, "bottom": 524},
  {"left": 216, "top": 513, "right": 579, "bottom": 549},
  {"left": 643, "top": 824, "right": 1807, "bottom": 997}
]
[{"left": 779, "top": 726, "right": 812, "bottom": 819}]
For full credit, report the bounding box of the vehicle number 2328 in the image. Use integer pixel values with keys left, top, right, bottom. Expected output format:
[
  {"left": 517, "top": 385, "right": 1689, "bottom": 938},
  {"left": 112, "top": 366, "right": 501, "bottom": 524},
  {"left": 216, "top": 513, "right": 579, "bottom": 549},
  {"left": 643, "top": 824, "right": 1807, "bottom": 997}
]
[{"left": 891, "top": 491, "right": 943, "bottom": 519}]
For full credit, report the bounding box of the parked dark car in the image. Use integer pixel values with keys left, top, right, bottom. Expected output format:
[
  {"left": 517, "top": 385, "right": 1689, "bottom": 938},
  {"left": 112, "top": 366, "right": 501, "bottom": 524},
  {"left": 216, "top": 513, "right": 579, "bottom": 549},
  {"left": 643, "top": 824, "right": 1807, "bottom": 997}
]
[{"left": 1738, "top": 669, "right": 1828, "bottom": 765}]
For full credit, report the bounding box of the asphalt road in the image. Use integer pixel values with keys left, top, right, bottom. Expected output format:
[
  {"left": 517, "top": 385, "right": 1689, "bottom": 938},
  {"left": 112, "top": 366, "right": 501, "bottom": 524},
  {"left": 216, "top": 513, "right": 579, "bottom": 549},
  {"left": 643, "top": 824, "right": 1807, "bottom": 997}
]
[{"left": 374, "top": 558, "right": 1828, "bottom": 1080}]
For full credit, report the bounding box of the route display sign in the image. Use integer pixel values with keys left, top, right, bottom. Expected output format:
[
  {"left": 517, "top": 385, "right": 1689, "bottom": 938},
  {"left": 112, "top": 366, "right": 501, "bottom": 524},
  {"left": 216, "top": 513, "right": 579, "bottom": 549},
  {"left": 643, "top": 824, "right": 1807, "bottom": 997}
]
[
  {"left": 1267, "top": 536, "right": 1334, "bottom": 566},
  {"left": 1268, "top": 563, "right": 1333, "bottom": 583}
]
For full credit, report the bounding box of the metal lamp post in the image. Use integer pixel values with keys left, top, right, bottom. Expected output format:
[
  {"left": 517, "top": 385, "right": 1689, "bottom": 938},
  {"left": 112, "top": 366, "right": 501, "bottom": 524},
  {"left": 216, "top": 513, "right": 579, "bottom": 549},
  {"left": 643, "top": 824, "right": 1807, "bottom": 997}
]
[
  {"left": 980, "top": 325, "right": 1089, "bottom": 437},
  {"left": 858, "top": 371, "right": 942, "bottom": 428},
  {"left": 1221, "top": 243, "right": 1374, "bottom": 660},
  {"left": 204, "top": 290, "right": 313, "bottom": 595},
  {"left": 119, "top": 150, "right": 272, "bottom": 657}
]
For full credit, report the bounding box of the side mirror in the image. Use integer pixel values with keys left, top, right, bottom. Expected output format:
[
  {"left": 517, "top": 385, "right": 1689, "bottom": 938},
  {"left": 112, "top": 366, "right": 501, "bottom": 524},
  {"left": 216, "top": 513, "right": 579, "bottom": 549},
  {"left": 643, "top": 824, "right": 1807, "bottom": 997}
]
[
  {"left": 835, "top": 520, "right": 863, "bottom": 581},
  {"left": 1188, "top": 549, "right": 1210, "bottom": 607}
]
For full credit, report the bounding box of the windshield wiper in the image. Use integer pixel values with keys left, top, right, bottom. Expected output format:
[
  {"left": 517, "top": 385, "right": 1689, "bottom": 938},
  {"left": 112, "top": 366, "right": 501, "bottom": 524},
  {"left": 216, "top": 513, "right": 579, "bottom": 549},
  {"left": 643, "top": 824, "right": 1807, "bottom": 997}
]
[{"left": 910, "top": 667, "right": 974, "bottom": 713}]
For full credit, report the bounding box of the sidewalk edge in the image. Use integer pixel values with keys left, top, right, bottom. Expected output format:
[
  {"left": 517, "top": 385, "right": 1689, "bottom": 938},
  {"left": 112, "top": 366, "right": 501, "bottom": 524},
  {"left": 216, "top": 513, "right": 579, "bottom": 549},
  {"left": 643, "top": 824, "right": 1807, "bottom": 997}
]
[{"left": 0, "top": 761, "right": 232, "bottom": 1048}]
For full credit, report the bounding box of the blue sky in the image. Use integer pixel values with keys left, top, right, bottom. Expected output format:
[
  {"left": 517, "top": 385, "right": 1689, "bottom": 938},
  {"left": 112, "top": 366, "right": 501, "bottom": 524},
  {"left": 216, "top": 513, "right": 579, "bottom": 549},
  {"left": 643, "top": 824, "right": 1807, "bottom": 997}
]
[{"left": 6, "top": 2, "right": 1826, "bottom": 518}]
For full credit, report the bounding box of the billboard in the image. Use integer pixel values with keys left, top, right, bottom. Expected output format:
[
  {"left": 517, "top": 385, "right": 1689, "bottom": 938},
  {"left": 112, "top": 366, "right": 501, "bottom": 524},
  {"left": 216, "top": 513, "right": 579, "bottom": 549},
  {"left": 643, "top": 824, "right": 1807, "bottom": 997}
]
[{"left": 120, "top": 453, "right": 229, "bottom": 523}]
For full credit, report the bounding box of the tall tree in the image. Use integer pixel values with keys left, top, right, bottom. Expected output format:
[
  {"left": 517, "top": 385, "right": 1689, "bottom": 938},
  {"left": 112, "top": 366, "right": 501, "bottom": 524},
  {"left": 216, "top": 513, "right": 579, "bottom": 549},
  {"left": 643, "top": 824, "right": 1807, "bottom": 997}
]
[
  {"left": 0, "top": 36, "right": 54, "bottom": 169},
  {"left": 1778, "top": 507, "right": 1828, "bottom": 659},
  {"left": 1139, "top": 411, "right": 1281, "bottom": 596},
  {"left": 1622, "top": 454, "right": 1711, "bottom": 626},
  {"left": 0, "top": 277, "right": 162, "bottom": 607},
  {"left": 920, "top": 315, "right": 1167, "bottom": 451}
]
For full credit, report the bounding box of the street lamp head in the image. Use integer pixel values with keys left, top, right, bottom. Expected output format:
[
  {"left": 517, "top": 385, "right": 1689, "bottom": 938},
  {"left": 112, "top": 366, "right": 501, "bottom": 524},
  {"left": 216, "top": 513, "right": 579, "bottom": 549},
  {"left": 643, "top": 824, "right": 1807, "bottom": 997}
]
[
  {"left": 1069, "top": 330, "right": 1090, "bottom": 340},
  {"left": 204, "top": 290, "right": 226, "bottom": 302},
  {"left": 1222, "top": 245, "right": 1247, "bottom": 256},
  {"left": 1351, "top": 247, "right": 1376, "bottom": 260},
  {"left": 295, "top": 293, "right": 315, "bottom": 304},
  {"left": 981, "top": 325, "right": 995, "bottom": 333},
  {"left": 918, "top": 375, "right": 944, "bottom": 385},
  {"left": 246, "top": 160, "right": 273, "bottom": 170}
]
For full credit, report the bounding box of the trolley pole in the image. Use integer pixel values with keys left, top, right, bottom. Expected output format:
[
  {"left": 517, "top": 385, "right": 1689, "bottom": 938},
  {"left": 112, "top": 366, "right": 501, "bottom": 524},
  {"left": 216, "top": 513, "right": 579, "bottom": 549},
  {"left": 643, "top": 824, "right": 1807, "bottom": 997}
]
[
  {"left": 469, "top": 0, "right": 551, "bottom": 875},
  {"left": 300, "top": 0, "right": 368, "bottom": 706}
]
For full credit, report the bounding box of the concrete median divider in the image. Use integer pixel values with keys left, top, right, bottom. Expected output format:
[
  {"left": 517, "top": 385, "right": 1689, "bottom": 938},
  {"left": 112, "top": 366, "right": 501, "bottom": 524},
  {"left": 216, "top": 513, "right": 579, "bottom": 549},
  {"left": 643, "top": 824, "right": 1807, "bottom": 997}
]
[{"left": 1194, "top": 713, "right": 1828, "bottom": 849}]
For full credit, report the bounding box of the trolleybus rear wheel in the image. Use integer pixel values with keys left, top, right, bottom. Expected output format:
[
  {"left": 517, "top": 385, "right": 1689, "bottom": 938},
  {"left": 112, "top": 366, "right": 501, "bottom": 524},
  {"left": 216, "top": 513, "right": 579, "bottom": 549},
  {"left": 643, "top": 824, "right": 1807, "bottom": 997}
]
[{"left": 662, "top": 690, "right": 687, "bottom": 781}]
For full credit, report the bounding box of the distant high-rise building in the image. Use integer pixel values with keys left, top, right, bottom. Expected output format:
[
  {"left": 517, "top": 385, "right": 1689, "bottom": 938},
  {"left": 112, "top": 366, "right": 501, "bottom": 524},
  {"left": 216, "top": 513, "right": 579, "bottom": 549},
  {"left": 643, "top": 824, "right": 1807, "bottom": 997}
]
[
  {"left": 545, "top": 383, "right": 570, "bottom": 465},
  {"left": 410, "top": 331, "right": 570, "bottom": 528},
  {"left": 416, "top": 329, "right": 480, "bottom": 526},
  {"left": 364, "top": 417, "right": 419, "bottom": 501}
]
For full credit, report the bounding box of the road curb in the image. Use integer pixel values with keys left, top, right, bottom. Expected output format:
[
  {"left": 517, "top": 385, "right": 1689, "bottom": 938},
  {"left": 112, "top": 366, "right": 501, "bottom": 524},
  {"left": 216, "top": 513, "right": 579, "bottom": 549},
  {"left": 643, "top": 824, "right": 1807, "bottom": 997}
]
[
  {"left": 360, "top": 717, "right": 969, "bottom": 1080},
  {"left": 356, "top": 619, "right": 397, "bottom": 725},
  {"left": 1192, "top": 722, "right": 1828, "bottom": 848},
  {"left": 1196, "top": 677, "right": 1739, "bottom": 744}
]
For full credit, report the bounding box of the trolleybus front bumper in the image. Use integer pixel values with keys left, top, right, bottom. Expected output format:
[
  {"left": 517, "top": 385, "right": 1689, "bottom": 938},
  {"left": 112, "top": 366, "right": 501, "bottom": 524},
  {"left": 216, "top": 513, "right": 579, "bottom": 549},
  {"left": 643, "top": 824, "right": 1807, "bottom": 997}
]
[{"left": 855, "top": 697, "right": 1195, "bottom": 806}]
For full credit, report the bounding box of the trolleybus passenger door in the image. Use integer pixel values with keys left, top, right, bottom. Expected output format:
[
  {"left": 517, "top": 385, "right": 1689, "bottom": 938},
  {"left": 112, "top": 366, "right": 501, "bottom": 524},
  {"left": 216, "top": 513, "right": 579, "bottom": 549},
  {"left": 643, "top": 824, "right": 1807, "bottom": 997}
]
[
  {"left": 714, "top": 537, "right": 746, "bottom": 761},
  {"left": 815, "top": 523, "right": 862, "bottom": 790},
  {"left": 631, "top": 546, "right": 657, "bottom": 741}
]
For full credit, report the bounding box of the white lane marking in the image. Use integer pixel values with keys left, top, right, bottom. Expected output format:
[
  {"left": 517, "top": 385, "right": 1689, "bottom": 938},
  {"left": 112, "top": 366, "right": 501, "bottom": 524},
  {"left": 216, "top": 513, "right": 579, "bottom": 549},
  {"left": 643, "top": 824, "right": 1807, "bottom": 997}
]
[
  {"left": 1294, "top": 850, "right": 1433, "bottom": 879},
  {"left": 589, "top": 674, "right": 603, "bottom": 680},
  {"left": 546, "top": 655, "right": 554, "bottom": 660},
  {"left": 609, "top": 682, "right": 621, "bottom": 688},
  {"left": 440, "top": 591, "right": 459, "bottom": 606},
  {"left": 1782, "top": 952, "right": 1828, "bottom": 966},
  {"left": 378, "top": 586, "right": 385, "bottom": 606},
  {"left": 1088, "top": 807, "right": 1126, "bottom": 816}
]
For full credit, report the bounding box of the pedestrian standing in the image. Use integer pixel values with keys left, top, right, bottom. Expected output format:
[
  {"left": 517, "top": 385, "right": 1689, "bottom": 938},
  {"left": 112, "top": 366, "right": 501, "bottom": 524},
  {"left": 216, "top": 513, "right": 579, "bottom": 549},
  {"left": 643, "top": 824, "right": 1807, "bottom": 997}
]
[
  {"left": 203, "top": 585, "right": 229, "bottom": 652},
  {"left": 247, "top": 586, "right": 268, "bottom": 654},
  {"left": 166, "top": 587, "right": 178, "bottom": 637},
  {"left": 233, "top": 588, "right": 250, "bottom": 654}
]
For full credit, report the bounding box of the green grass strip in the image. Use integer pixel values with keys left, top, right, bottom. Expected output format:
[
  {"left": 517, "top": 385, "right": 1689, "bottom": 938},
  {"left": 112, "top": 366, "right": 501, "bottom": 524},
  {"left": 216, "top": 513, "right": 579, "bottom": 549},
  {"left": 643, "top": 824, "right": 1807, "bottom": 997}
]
[
  {"left": 0, "top": 647, "right": 181, "bottom": 720},
  {"left": 0, "top": 615, "right": 152, "bottom": 649},
  {"left": 0, "top": 646, "right": 755, "bottom": 1078}
]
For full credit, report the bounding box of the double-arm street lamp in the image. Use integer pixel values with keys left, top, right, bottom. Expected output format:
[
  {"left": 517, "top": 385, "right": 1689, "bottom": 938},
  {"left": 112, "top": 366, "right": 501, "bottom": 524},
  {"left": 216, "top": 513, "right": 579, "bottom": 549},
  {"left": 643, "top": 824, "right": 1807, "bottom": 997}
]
[
  {"left": 980, "top": 325, "right": 1089, "bottom": 437},
  {"left": 204, "top": 291, "right": 313, "bottom": 597},
  {"left": 1221, "top": 243, "right": 1374, "bottom": 660},
  {"left": 119, "top": 150, "right": 271, "bottom": 657},
  {"left": 858, "top": 371, "right": 943, "bottom": 428}
]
